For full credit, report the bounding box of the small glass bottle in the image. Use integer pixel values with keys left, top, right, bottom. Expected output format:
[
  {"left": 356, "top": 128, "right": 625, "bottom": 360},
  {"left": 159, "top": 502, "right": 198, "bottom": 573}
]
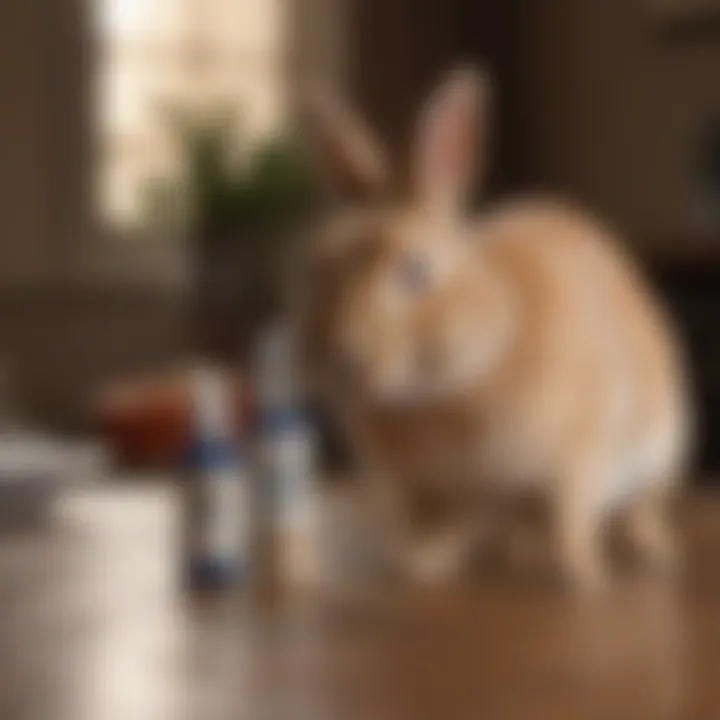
[
  {"left": 254, "top": 323, "right": 319, "bottom": 595},
  {"left": 181, "top": 364, "right": 249, "bottom": 592}
]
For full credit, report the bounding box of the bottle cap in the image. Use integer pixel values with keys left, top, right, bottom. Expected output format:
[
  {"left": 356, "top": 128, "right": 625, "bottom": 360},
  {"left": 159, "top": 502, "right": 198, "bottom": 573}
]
[{"left": 190, "top": 364, "right": 234, "bottom": 441}]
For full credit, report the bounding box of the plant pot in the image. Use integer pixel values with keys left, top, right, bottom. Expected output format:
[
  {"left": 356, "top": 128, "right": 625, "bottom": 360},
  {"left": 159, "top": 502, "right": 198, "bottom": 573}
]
[{"left": 193, "top": 228, "right": 293, "bottom": 363}]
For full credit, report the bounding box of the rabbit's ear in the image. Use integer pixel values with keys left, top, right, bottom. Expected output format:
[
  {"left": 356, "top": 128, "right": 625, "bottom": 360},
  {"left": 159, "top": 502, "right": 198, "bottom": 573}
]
[
  {"left": 413, "top": 68, "right": 488, "bottom": 213},
  {"left": 304, "top": 85, "right": 390, "bottom": 200}
]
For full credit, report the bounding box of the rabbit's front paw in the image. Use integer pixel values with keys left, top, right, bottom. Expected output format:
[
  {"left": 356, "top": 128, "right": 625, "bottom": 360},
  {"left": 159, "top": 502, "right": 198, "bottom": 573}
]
[
  {"left": 403, "top": 527, "right": 473, "bottom": 586},
  {"left": 626, "top": 493, "right": 682, "bottom": 576}
]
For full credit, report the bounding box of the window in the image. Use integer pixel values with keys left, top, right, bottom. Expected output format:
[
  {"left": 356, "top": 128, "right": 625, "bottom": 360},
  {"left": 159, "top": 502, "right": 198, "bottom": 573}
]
[{"left": 95, "top": 0, "right": 287, "bottom": 231}]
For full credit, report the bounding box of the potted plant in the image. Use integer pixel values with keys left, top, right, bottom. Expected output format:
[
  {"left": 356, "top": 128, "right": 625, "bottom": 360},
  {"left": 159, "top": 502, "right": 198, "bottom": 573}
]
[{"left": 143, "top": 109, "right": 323, "bottom": 362}]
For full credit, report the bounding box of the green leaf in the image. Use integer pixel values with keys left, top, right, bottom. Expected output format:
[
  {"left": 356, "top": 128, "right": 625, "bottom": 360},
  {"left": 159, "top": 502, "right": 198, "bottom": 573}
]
[{"left": 139, "top": 105, "right": 323, "bottom": 241}]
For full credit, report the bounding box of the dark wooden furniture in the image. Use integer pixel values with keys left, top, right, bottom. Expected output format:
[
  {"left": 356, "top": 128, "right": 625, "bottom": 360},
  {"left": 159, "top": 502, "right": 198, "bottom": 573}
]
[{"left": 648, "top": 250, "right": 720, "bottom": 480}]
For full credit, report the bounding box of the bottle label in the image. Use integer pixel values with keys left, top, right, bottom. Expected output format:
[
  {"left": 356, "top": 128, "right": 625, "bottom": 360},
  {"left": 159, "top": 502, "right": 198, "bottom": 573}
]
[
  {"left": 188, "top": 465, "right": 247, "bottom": 564},
  {"left": 260, "top": 429, "right": 316, "bottom": 525}
]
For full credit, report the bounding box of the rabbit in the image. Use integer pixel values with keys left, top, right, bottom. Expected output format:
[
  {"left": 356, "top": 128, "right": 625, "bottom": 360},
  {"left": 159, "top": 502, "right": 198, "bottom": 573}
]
[{"left": 294, "top": 67, "right": 692, "bottom": 593}]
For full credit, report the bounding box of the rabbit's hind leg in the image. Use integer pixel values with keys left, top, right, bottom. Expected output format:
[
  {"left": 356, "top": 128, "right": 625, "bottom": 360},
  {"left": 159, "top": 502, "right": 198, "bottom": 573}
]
[{"left": 623, "top": 481, "right": 681, "bottom": 576}]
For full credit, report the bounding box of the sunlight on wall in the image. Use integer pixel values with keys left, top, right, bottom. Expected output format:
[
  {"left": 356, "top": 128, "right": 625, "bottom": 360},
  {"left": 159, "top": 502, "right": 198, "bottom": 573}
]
[{"left": 95, "top": 0, "right": 287, "bottom": 229}]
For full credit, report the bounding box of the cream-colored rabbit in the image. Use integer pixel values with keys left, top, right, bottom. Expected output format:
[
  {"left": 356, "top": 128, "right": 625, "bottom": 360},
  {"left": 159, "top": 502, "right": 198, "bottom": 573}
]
[{"left": 296, "top": 68, "right": 691, "bottom": 592}]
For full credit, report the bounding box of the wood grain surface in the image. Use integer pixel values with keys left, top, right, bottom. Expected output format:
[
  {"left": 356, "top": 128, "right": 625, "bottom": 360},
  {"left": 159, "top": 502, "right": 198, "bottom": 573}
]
[{"left": 0, "top": 481, "right": 718, "bottom": 719}]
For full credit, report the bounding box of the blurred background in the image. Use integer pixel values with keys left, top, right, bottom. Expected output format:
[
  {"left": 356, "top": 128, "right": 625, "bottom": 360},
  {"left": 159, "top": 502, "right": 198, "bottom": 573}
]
[{"left": 0, "top": 1, "right": 720, "bottom": 716}]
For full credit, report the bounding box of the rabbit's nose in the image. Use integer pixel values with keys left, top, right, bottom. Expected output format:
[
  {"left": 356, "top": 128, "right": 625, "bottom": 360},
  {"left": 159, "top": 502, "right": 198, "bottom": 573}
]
[{"left": 335, "top": 345, "right": 365, "bottom": 384}]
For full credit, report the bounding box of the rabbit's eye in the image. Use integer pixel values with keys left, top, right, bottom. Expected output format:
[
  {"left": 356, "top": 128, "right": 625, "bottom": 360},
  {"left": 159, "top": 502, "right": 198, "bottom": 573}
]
[{"left": 397, "top": 254, "right": 433, "bottom": 294}]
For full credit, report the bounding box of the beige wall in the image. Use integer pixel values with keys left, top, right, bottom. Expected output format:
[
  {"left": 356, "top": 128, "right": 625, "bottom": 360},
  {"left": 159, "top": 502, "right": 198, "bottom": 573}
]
[{"left": 516, "top": 0, "right": 720, "bottom": 248}]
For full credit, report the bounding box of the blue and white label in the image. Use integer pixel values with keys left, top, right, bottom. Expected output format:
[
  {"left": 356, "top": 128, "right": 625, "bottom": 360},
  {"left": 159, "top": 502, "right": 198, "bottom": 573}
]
[{"left": 202, "top": 466, "right": 248, "bottom": 562}]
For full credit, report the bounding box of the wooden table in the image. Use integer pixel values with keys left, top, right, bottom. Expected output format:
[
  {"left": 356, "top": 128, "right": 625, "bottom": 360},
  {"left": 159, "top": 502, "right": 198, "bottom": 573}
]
[{"left": 1, "top": 480, "right": 719, "bottom": 719}]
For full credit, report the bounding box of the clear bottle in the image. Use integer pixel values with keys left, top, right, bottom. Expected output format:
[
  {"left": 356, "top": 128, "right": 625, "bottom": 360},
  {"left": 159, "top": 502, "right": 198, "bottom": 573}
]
[
  {"left": 182, "top": 363, "right": 249, "bottom": 591},
  {"left": 254, "top": 323, "right": 319, "bottom": 593}
]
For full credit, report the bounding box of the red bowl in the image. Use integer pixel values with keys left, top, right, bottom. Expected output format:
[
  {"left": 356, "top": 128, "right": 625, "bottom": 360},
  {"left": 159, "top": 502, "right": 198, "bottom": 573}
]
[{"left": 95, "top": 369, "right": 249, "bottom": 467}]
